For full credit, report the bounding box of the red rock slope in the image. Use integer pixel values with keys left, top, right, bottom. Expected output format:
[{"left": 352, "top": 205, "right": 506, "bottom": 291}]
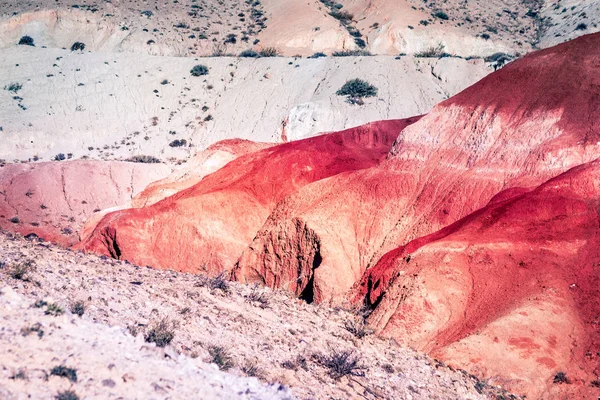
[
  {"left": 234, "top": 32, "right": 600, "bottom": 304},
  {"left": 357, "top": 159, "right": 600, "bottom": 399},
  {"left": 77, "top": 120, "right": 414, "bottom": 273}
]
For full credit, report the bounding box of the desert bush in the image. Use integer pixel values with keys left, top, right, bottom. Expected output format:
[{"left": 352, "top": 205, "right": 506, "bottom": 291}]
[
  {"left": 45, "top": 303, "right": 64, "bottom": 316},
  {"left": 336, "top": 79, "right": 378, "bottom": 100},
  {"left": 259, "top": 47, "right": 280, "bottom": 57},
  {"left": 485, "top": 52, "right": 513, "bottom": 70},
  {"left": 208, "top": 345, "right": 234, "bottom": 370},
  {"left": 6, "top": 83, "right": 22, "bottom": 93},
  {"left": 241, "top": 359, "right": 263, "bottom": 378},
  {"left": 344, "top": 319, "right": 373, "bottom": 338},
  {"left": 50, "top": 365, "right": 77, "bottom": 382},
  {"left": 308, "top": 52, "right": 327, "bottom": 58},
  {"left": 8, "top": 260, "right": 35, "bottom": 281},
  {"left": 239, "top": 49, "right": 259, "bottom": 58},
  {"left": 169, "top": 139, "right": 187, "bottom": 147},
  {"left": 126, "top": 155, "right": 161, "bottom": 163},
  {"left": 54, "top": 153, "right": 66, "bottom": 161},
  {"left": 245, "top": 285, "right": 269, "bottom": 308},
  {"left": 55, "top": 390, "right": 79, "bottom": 400},
  {"left": 553, "top": 371, "right": 570, "bottom": 384},
  {"left": 70, "top": 300, "right": 85, "bottom": 317},
  {"left": 329, "top": 10, "right": 353, "bottom": 23},
  {"left": 433, "top": 11, "right": 449, "bottom": 20},
  {"left": 141, "top": 10, "right": 153, "bottom": 17},
  {"left": 10, "top": 370, "right": 27, "bottom": 380},
  {"left": 21, "top": 322, "right": 44, "bottom": 338},
  {"left": 144, "top": 318, "right": 175, "bottom": 347},
  {"left": 332, "top": 49, "right": 371, "bottom": 56},
  {"left": 313, "top": 349, "right": 365, "bottom": 379},
  {"left": 415, "top": 43, "right": 448, "bottom": 58},
  {"left": 190, "top": 64, "right": 209, "bottom": 76},
  {"left": 70, "top": 42, "right": 85, "bottom": 51},
  {"left": 18, "top": 35, "right": 35, "bottom": 46},
  {"left": 575, "top": 23, "right": 587, "bottom": 31}
]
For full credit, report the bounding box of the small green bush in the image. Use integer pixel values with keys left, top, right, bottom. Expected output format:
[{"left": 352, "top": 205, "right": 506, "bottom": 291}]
[
  {"left": 332, "top": 49, "right": 371, "bottom": 57},
  {"left": 336, "top": 79, "right": 378, "bottom": 99},
  {"left": 415, "top": 43, "right": 449, "bottom": 58},
  {"left": 259, "top": 47, "right": 280, "bottom": 57},
  {"left": 55, "top": 390, "right": 79, "bottom": 400},
  {"left": 434, "top": 11, "right": 449, "bottom": 20},
  {"left": 208, "top": 345, "right": 234, "bottom": 370},
  {"left": 50, "top": 365, "right": 77, "bottom": 382},
  {"left": 18, "top": 36, "right": 35, "bottom": 46},
  {"left": 144, "top": 318, "right": 175, "bottom": 347},
  {"left": 6, "top": 83, "right": 22, "bottom": 93},
  {"left": 70, "top": 42, "right": 85, "bottom": 51},
  {"left": 239, "top": 49, "right": 259, "bottom": 58},
  {"left": 190, "top": 65, "right": 209, "bottom": 76}
]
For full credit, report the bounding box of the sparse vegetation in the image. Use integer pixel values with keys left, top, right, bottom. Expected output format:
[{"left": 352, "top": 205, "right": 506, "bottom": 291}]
[
  {"left": 313, "top": 349, "right": 365, "bottom": 379},
  {"left": 332, "top": 49, "right": 371, "bottom": 57},
  {"left": 18, "top": 35, "right": 35, "bottom": 46},
  {"left": 50, "top": 365, "right": 78, "bottom": 382},
  {"left": 45, "top": 303, "right": 65, "bottom": 316},
  {"left": 336, "top": 78, "right": 378, "bottom": 104},
  {"left": 8, "top": 260, "right": 35, "bottom": 281},
  {"left": 126, "top": 155, "right": 161, "bottom": 163},
  {"left": 55, "top": 390, "right": 79, "bottom": 400},
  {"left": 259, "top": 47, "right": 280, "bottom": 57},
  {"left": 415, "top": 43, "right": 449, "bottom": 58},
  {"left": 241, "top": 359, "right": 263, "bottom": 377},
  {"left": 553, "top": 371, "right": 570, "bottom": 384},
  {"left": 144, "top": 318, "right": 175, "bottom": 347},
  {"left": 6, "top": 83, "right": 22, "bottom": 93},
  {"left": 20, "top": 322, "right": 44, "bottom": 338},
  {"left": 344, "top": 318, "right": 373, "bottom": 338},
  {"left": 70, "top": 42, "right": 85, "bottom": 51},
  {"left": 239, "top": 49, "right": 259, "bottom": 58},
  {"left": 433, "top": 11, "right": 449, "bottom": 20},
  {"left": 70, "top": 300, "right": 85, "bottom": 317},
  {"left": 208, "top": 345, "right": 234, "bottom": 370},
  {"left": 169, "top": 139, "right": 187, "bottom": 147},
  {"left": 190, "top": 64, "right": 209, "bottom": 77}
]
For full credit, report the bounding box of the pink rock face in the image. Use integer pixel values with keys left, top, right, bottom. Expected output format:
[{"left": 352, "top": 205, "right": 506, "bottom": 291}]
[
  {"left": 358, "top": 159, "right": 600, "bottom": 398},
  {"left": 0, "top": 161, "right": 170, "bottom": 246},
  {"left": 77, "top": 120, "right": 412, "bottom": 273},
  {"left": 131, "top": 139, "right": 273, "bottom": 208},
  {"left": 72, "top": 33, "right": 600, "bottom": 399},
  {"left": 235, "top": 33, "right": 600, "bottom": 304}
]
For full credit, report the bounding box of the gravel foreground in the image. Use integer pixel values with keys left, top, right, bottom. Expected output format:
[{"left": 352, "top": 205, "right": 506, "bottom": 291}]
[{"left": 0, "top": 231, "right": 519, "bottom": 399}]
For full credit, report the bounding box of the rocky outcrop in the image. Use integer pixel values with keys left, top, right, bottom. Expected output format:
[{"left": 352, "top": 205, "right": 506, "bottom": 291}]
[
  {"left": 235, "top": 33, "right": 600, "bottom": 305},
  {"left": 77, "top": 120, "right": 413, "bottom": 273},
  {"left": 357, "top": 159, "right": 600, "bottom": 398}
]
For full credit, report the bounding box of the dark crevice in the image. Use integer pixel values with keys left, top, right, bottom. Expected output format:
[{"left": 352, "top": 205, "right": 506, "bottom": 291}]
[{"left": 299, "top": 247, "right": 322, "bottom": 304}]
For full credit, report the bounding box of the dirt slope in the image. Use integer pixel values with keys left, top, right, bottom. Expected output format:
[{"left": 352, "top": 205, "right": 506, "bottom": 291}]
[
  {"left": 0, "top": 231, "right": 513, "bottom": 400},
  {"left": 0, "top": 45, "right": 490, "bottom": 163}
]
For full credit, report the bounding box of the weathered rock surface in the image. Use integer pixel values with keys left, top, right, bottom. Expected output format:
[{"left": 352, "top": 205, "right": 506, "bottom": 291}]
[
  {"left": 358, "top": 159, "right": 600, "bottom": 399},
  {"left": 0, "top": 161, "right": 171, "bottom": 246},
  {"left": 78, "top": 119, "right": 415, "bottom": 273},
  {"left": 236, "top": 32, "right": 600, "bottom": 304}
]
